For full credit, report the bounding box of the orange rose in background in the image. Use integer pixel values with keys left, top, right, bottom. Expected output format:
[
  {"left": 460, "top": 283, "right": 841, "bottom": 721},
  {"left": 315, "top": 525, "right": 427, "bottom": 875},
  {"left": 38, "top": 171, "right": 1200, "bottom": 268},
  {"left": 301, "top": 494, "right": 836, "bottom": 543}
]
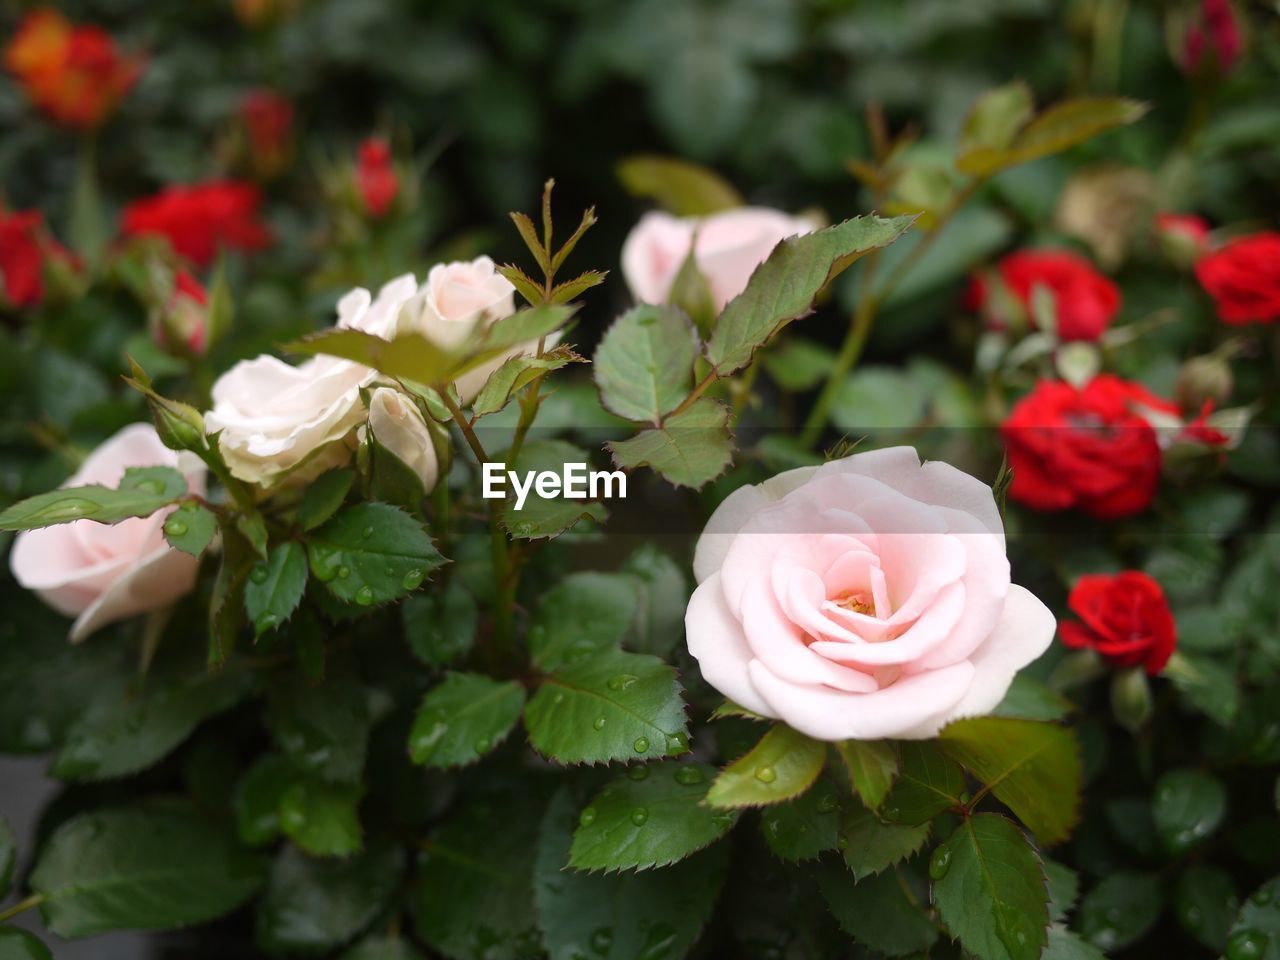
[
  {"left": 3, "top": 9, "right": 143, "bottom": 130},
  {"left": 121, "top": 181, "right": 272, "bottom": 267}
]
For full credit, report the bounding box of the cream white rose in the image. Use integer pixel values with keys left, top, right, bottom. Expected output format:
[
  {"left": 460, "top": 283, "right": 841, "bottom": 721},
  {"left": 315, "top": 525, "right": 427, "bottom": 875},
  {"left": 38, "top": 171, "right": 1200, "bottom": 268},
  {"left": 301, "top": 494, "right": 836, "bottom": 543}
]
[
  {"left": 621, "top": 207, "right": 816, "bottom": 311},
  {"left": 686, "top": 447, "right": 1055, "bottom": 741},
  {"left": 366, "top": 387, "right": 439, "bottom": 491},
  {"left": 9, "top": 423, "right": 207, "bottom": 643}
]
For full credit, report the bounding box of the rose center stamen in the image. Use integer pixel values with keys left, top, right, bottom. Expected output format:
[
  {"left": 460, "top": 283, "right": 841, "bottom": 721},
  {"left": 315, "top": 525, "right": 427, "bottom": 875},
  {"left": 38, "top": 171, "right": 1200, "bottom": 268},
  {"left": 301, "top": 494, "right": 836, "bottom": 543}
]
[{"left": 834, "top": 592, "right": 876, "bottom": 616}]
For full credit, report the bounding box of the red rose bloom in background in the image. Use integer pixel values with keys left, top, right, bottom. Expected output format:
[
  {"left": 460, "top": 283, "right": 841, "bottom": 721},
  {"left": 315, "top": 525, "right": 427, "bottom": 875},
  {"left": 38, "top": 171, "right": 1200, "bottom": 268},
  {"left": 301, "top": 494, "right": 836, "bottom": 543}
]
[
  {"left": 1194, "top": 232, "right": 1280, "bottom": 325},
  {"left": 1001, "top": 375, "right": 1174, "bottom": 519},
  {"left": 1060, "top": 572, "right": 1176, "bottom": 674},
  {"left": 1155, "top": 213, "right": 1210, "bottom": 248},
  {"left": 240, "top": 89, "right": 294, "bottom": 178},
  {"left": 3, "top": 9, "right": 143, "bottom": 129},
  {"left": 968, "top": 249, "right": 1120, "bottom": 341},
  {"left": 0, "top": 209, "right": 75, "bottom": 308},
  {"left": 356, "top": 138, "right": 398, "bottom": 218},
  {"left": 122, "top": 181, "right": 271, "bottom": 267},
  {"left": 1184, "top": 0, "right": 1242, "bottom": 73}
]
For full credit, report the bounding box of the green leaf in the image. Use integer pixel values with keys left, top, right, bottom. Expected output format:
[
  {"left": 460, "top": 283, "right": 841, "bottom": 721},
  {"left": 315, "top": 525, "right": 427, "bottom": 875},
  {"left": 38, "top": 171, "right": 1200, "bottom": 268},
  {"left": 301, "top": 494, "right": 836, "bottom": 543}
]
[
  {"left": 162, "top": 500, "right": 217, "bottom": 556},
  {"left": 957, "top": 97, "right": 1149, "bottom": 176},
  {"left": 0, "top": 816, "right": 14, "bottom": 895},
  {"left": 593, "top": 305, "right": 699, "bottom": 424},
  {"left": 668, "top": 248, "right": 716, "bottom": 337},
  {"left": 537, "top": 787, "right": 729, "bottom": 960},
  {"left": 706, "top": 723, "right": 826, "bottom": 809},
  {"left": 297, "top": 468, "right": 354, "bottom": 531},
  {"left": 409, "top": 672, "right": 527, "bottom": 768},
  {"left": 471, "top": 346, "right": 582, "bottom": 418},
  {"left": 30, "top": 807, "right": 265, "bottom": 938},
  {"left": 838, "top": 804, "right": 930, "bottom": 881},
  {"left": 615, "top": 154, "right": 743, "bottom": 216},
  {"left": 414, "top": 790, "right": 548, "bottom": 960},
  {"left": 524, "top": 649, "right": 689, "bottom": 766},
  {"left": 208, "top": 524, "right": 255, "bottom": 667},
  {"left": 1166, "top": 651, "right": 1241, "bottom": 727},
  {"left": 233, "top": 753, "right": 294, "bottom": 847},
  {"left": 931, "top": 813, "right": 1049, "bottom": 960},
  {"left": 1044, "top": 925, "right": 1107, "bottom": 960},
  {"left": 1152, "top": 768, "right": 1227, "bottom": 855},
  {"left": 500, "top": 439, "right": 609, "bottom": 540},
  {"left": 257, "top": 841, "right": 405, "bottom": 953},
  {"left": 0, "top": 466, "right": 187, "bottom": 531},
  {"left": 69, "top": 140, "right": 107, "bottom": 266},
  {"left": 51, "top": 667, "right": 254, "bottom": 781},
  {"left": 549, "top": 270, "right": 608, "bottom": 304},
  {"left": 994, "top": 675, "right": 1075, "bottom": 722},
  {"left": 279, "top": 778, "right": 364, "bottom": 858},
  {"left": 762, "top": 337, "right": 835, "bottom": 392},
  {"left": 1226, "top": 878, "right": 1280, "bottom": 960},
  {"left": 834, "top": 740, "right": 899, "bottom": 813},
  {"left": 880, "top": 741, "right": 965, "bottom": 825},
  {"left": 530, "top": 571, "right": 639, "bottom": 671},
  {"left": 268, "top": 675, "right": 373, "bottom": 783},
  {"left": 1045, "top": 859, "right": 1080, "bottom": 923},
  {"left": 340, "top": 937, "right": 426, "bottom": 960},
  {"left": 308, "top": 503, "right": 444, "bottom": 606},
  {"left": 705, "top": 215, "right": 913, "bottom": 376},
  {"left": 244, "top": 541, "right": 308, "bottom": 637},
  {"left": 938, "top": 716, "right": 1081, "bottom": 846},
  {"left": 569, "top": 762, "right": 738, "bottom": 871},
  {"left": 620, "top": 545, "right": 687, "bottom": 658},
  {"left": 957, "top": 81, "right": 1035, "bottom": 160},
  {"left": 402, "top": 579, "right": 476, "bottom": 667},
  {"left": 367, "top": 431, "right": 427, "bottom": 512},
  {"left": 607, "top": 398, "right": 732, "bottom": 490},
  {"left": 814, "top": 859, "right": 939, "bottom": 956},
  {"left": 760, "top": 776, "right": 841, "bottom": 862},
  {"left": 0, "top": 927, "right": 53, "bottom": 960},
  {"left": 1078, "top": 872, "right": 1162, "bottom": 952},
  {"left": 1174, "top": 865, "right": 1238, "bottom": 951}
]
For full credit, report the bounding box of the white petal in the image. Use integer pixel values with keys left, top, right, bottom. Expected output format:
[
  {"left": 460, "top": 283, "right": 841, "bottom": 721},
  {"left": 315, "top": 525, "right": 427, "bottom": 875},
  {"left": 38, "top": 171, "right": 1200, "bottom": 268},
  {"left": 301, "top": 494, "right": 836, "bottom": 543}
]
[{"left": 684, "top": 573, "right": 775, "bottom": 718}]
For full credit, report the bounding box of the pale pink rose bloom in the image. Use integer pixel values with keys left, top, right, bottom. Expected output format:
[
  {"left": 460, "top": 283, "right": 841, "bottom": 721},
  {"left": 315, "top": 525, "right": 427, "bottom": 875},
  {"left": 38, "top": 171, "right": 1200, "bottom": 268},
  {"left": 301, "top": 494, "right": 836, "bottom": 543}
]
[
  {"left": 621, "top": 207, "right": 815, "bottom": 311},
  {"left": 10, "top": 423, "right": 207, "bottom": 643},
  {"left": 686, "top": 447, "right": 1055, "bottom": 741},
  {"left": 365, "top": 387, "right": 439, "bottom": 491}
]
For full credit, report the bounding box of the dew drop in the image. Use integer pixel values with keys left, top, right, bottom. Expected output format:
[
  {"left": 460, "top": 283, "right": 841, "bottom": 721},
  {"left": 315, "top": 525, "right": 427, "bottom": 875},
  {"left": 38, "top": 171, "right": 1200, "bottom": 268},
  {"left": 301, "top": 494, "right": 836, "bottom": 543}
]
[
  {"left": 553, "top": 693, "right": 565, "bottom": 705},
  {"left": 249, "top": 564, "right": 269, "bottom": 584},
  {"left": 513, "top": 521, "right": 535, "bottom": 537},
  {"left": 837, "top": 834, "right": 849, "bottom": 850},
  {"left": 337, "top": 565, "right": 351, "bottom": 579},
  {"left": 754, "top": 765, "right": 777, "bottom": 784},
  {"left": 361, "top": 525, "right": 374, "bottom": 538},
  {"left": 629, "top": 807, "right": 649, "bottom": 826},
  {"left": 257, "top": 614, "right": 279, "bottom": 632},
  {"left": 928, "top": 846, "right": 952, "bottom": 880},
  {"left": 589, "top": 927, "right": 614, "bottom": 954},
  {"left": 666, "top": 732, "right": 689, "bottom": 753},
  {"left": 136, "top": 478, "right": 166, "bottom": 494},
  {"left": 674, "top": 766, "right": 704, "bottom": 786},
  {"left": 43, "top": 498, "right": 96, "bottom": 521},
  {"left": 402, "top": 568, "right": 425, "bottom": 590},
  {"left": 355, "top": 585, "right": 375, "bottom": 605},
  {"left": 474, "top": 736, "right": 491, "bottom": 754},
  {"left": 1226, "top": 930, "right": 1268, "bottom": 960},
  {"left": 607, "top": 674, "right": 638, "bottom": 691},
  {"left": 633, "top": 737, "right": 650, "bottom": 754},
  {"left": 164, "top": 519, "right": 189, "bottom": 537},
  {"left": 628, "top": 764, "right": 650, "bottom": 781},
  {"left": 1253, "top": 884, "right": 1275, "bottom": 906},
  {"left": 592, "top": 715, "right": 607, "bottom": 731},
  {"left": 578, "top": 806, "right": 597, "bottom": 827},
  {"left": 816, "top": 793, "right": 839, "bottom": 814}
]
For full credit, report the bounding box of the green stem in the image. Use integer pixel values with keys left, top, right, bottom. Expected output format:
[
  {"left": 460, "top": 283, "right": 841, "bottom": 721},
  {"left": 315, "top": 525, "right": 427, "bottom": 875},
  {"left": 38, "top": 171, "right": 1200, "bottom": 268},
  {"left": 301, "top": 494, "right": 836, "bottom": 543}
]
[
  {"left": 666, "top": 369, "right": 718, "bottom": 422},
  {"left": 0, "top": 893, "right": 46, "bottom": 923},
  {"left": 439, "top": 391, "right": 490, "bottom": 465}
]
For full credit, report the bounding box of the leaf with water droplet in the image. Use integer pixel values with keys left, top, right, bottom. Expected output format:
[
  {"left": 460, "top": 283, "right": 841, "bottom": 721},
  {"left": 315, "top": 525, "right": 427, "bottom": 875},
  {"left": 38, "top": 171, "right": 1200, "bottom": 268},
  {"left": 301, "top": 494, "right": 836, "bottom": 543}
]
[
  {"left": 268, "top": 674, "right": 373, "bottom": 784},
  {"left": 162, "top": 500, "right": 217, "bottom": 557},
  {"left": 1079, "top": 871, "right": 1162, "bottom": 952},
  {"left": 500, "top": 439, "right": 609, "bottom": 541},
  {"left": 243, "top": 541, "right": 308, "bottom": 639},
  {"left": 409, "top": 673, "right": 526, "bottom": 769},
  {"left": 1224, "top": 877, "right": 1280, "bottom": 960},
  {"left": 307, "top": 503, "right": 445, "bottom": 607},
  {"left": 837, "top": 804, "right": 931, "bottom": 881},
  {"left": 814, "top": 857, "right": 940, "bottom": 956},
  {"left": 568, "top": 762, "right": 737, "bottom": 871},
  {"left": 1152, "top": 768, "right": 1228, "bottom": 856},
  {"left": 706, "top": 724, "right": 826, "bottom": 810},
  {"left": 0, "top": 465, "right": 187, "bottom": 532},
  {"left": 278, "top": 778, "right": 364, "bottom": 858},
  {"left": 529, "top": 572, "right": 639, "bottom": 671},
  {"left": 758, "top": 777, "right": 841, "bottom": 862}
]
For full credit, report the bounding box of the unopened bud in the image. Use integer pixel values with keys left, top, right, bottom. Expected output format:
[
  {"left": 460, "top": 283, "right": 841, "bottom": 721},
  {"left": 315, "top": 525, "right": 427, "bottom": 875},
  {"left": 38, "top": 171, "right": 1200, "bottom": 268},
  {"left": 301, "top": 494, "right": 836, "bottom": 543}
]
[
  {"left": 1176, "top": 354, "right": 1233, "bottom": 410},
  {"left": 150, "top": 396, "right": 207, "bottom": 453},
  {"left": 1111, "top": 667, "right": 1153, "bottom": 734}
]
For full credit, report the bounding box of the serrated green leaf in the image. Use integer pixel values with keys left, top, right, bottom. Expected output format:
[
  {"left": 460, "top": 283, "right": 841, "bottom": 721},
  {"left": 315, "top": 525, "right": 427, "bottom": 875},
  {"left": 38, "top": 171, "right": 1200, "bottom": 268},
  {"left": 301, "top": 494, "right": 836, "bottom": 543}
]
[
  {"left": 957, "top": 81, "right": 1035, "bottom": 160},
  {"left": 497, "top": 263, "right": 545, "bottom": 306},
  {"left": 0, "top": 927, "right": 52, "bottom": 959},
  {"left": 1166, "top": 651, "right": 1241, "bottom": 727},
  {"left": 51, "top": 667, "right": 254, "bottom": 781},
  {"left": 233, "top": 753, "right": 294, "bottom": 847},
  {"left": 762, "top": 337, "right": 835, "bottom": 392},
  {"left": 530, "top": 571, "right": 638, "bottom": 671},
  {"left": 706, "top": 723, "right": 825, "bottom": 809},
  {"left": 367, "top": 431, "right": 427, "bottom": 512},
  {"left": 932, "top": 813, "right": 1049, "bottom": 960},
  {"left": 414, "top": 790, "right": 548, "bottom": 960},
  {"left": 593, "top": 305, "right": 699, "bottom": 424},
  {"left": 1044, "top": 925, "right": 1107, "bottom": 959},
  {"left": 1152, "top": 768, "right": 1227, "bottom": 855},
  {"left": 162, "top": 500, "right": 217, "bottom": 556},
  {"left": 297, "top": 468, "right": 354, "bottom": 532},
  {"left": 615, "top": 154, "right": 743, "bottom": 216},
  {"left": 268, "top": 675, "right": 373, "bottom": 783},
  {"left": 308, "top": 503, "right": 444, "bottom": 606},
  {"left": 0, "top": 465, "right": 187, "bottom": 531},
  {"left": 815, "top": 859, "right": 939, "bottom": 956},
  {"left": 938, "top": 716, "right": 1081, "bottom": 846},
  {"left": 509, "top": 211, "right": 550, "bottom": 274},
  {"left": 31, "top": 807, "right": 265, "bottom": 938},
  {"left": 501, "top": 439, "right": 609, "bottom": 540},
  {"left": 880, "top": 741, "right": 965, "bottom": 825},
  {"left": 471, "top": 347, "right": 582, "bottom": 418},
  {"left": 834, "top": 740, "right": 899, "bottom": 813},
  {"left": 1174, "top": 865, "right": 1238, "bottom": 951},
  {"left": 537, "top": 787, "right": 728, "bottom": 960},
  {"left": 1078, "top": 872, "right": 1162, "bottom": 952},
  {"left": 569, "top": 762, "right": 738, "bottom": 871},
  {"left": 705, "top": 215, "right": 913, "bottom": 376},
  {"left": 620, "top": 545, "right": 687, "bottom": 658},
  {"left": 760, "top": 777, "right": 841, "bottom": 862},
  {"left": 208, "top": 524, "right": 256, "bottom": 667},
  {"left": 257, "top": 841, "right": 405, "bottom": 953},
  {"left": 1045, "top": 859, "right": 1080, "bottom": 923},
  {"left": 607, "top": 398, "right": 732, "bottom": 490},
  {"left": 1226, "top": 878, "right": 1280, "bottom": 960},
  {"left": 524, "top": 649, "right": 689, "bottom": 766},
  {"left": 409, "top": 672, "right": 526, "bottom": 768},
  {"left": 550, "top": 270, "right": 607, "bottom": 304},
  {"left": 279, "top": 778, "right": 364, "bottom": 858},
  {"left": 236, "top": 511, "right": 269, "bottom": 560},
  {"left": 402, "top": 579, "right": 476, "bottom": 667},
  {"left": 244, "top": 541, "right": 308, "bottom": 637},
  {"left": 993, "top": 675, "right": 1075, "bottom": 721},
  {"left": 668, "top": 250, "right": 716, "bottom": 336},
  {"left": 838, "top": 804, "right": 930, "bottom": 881}
]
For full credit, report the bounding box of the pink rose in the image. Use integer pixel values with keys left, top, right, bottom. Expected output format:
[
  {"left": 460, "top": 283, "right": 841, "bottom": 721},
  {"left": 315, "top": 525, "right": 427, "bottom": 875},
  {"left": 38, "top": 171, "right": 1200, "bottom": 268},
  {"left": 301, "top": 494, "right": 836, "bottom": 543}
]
[
  {"left": 9, "top": 423, "right": 207, "bottom": 642},
  {"left": 686, "top": 447, "right": 1054, "bottom": 740},
  {"left": 621, "top": 207, "right": 815, "bottom": 311}
]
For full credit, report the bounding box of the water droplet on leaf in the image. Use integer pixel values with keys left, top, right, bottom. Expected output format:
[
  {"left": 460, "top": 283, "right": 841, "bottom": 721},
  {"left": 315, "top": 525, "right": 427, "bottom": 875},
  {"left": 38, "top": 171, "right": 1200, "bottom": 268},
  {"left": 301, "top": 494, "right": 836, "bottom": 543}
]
[
  {"left": 592, "top": 715, "right": 607, "bottom": 730},
  {"left": 402, "top": 568, "right": 425, "bottom": 590},
  {"left": 674, "top": 766, "right": 704, "bottom": 785},
  {"left": 628, "top": 764, "right": 650, "bottom": 781},
  {"left": 629, "top": 807, "right": 649, "bottom": 826},
  {"left": 928, "top": 846, "right": 952, "bottom": 880},
  {"left": 250, "top": 564, "right": 269, "bottom": 584},
  {"left": 164, "top": 519, "right": 188, "bottom": 537},
  {"left": 1226, "top": 930, "right": 1268, "bottom": 960},
  {"left": 578, "top": 806, "right": 597, "bottom": 827},
  {"left": 355, "top": 585, "right": 375, "bottom": 605},
  {"left": 607, "top": 674, "right": 638, "bottom": 691},
  {"left": 754, "top": 765, "right": 776, "bottom": 783},
  {"left": 633, "top": 737, "right": 649, "bottom": 754}
]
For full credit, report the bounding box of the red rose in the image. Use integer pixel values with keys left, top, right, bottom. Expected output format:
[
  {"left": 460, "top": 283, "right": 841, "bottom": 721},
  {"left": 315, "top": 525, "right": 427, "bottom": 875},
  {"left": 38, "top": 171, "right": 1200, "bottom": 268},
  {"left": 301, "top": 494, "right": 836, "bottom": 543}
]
[
  {"left": 969, "top": 250, "right": 1120, "bottom": 341},
  {"left": 0, "top": 209, "right": 75, "bottom": 308},
  {"left": 122, "top": 181, "right": 272, "bottom": 267},
  {"left": 3, "top": 9, "right": 143, "bottom": 130},
  {"left": 1001, "top": 375, "right": 1174, "bottom": 519},
  {"left": 1194, "top": 231, "right": 1280, "bottom": 325},
  {"left": 356, "top": 138, "right": 398, "bottom": 218},
  {"left": 240, "top": 89, "right": 294, "bottom": 178},
  {"left": 155, "top": 269, "right": 209, "bottom": 356},
  {"left": 1184, "top": 0, "right": 1242, "bottom": 73},
  {"left": 1060, "top": 572, "right": 1176, "bottom": 674}
]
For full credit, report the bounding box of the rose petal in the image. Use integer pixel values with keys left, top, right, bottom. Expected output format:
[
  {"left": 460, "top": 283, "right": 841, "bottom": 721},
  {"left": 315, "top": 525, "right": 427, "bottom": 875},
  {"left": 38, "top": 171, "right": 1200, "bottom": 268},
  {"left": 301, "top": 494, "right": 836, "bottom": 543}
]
[{"left": 684, "top": 573, "right": 775, "bottom": 718}]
